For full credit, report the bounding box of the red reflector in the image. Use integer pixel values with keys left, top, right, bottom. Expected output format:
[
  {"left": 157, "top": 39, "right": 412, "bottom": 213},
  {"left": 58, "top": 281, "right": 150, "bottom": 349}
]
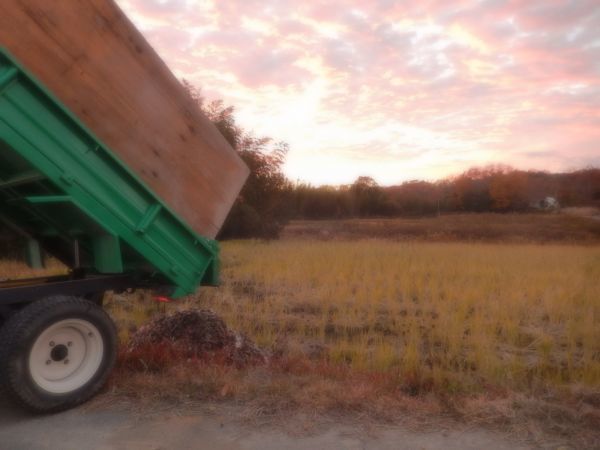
[{"left": 155, "top": 296, "right": 172, "bottom": 303}]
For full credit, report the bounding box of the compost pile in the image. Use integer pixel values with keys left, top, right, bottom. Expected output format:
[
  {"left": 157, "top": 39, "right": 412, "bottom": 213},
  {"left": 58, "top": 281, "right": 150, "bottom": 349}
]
[{"left": 128, "top": 309, "right": 268, "bottom": 367}]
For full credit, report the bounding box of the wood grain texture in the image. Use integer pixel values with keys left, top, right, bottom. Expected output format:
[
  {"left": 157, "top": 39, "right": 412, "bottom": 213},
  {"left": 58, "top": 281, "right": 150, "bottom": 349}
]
[{"left": 0, "top": 0, "right": 249, "bottom": 238}]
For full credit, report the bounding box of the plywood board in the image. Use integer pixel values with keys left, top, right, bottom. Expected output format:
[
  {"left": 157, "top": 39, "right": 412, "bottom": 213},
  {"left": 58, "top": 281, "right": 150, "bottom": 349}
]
[{"left": 0, "top": 0, "right": 249, "bottom": 238}]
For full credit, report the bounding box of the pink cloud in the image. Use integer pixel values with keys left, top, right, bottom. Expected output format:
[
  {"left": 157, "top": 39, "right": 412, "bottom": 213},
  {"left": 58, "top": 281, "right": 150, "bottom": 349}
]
[{"left": 116, "top": 0, "right": 600, "bottom": 185}]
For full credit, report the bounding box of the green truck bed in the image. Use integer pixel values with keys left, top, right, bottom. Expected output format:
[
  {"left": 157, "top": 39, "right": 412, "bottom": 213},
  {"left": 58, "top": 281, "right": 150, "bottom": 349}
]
[{"left": 0, "top": 48, "right": 218, "bottom": 298}]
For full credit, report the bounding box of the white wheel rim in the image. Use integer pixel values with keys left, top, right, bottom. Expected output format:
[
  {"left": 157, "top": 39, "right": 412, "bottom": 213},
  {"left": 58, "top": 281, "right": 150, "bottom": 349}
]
[{"left": 28, "top": 319, "right": 104, "bottom": 394}]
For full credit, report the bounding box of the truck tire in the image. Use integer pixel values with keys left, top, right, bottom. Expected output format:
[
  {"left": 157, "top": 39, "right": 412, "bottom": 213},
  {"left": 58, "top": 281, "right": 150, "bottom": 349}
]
[{"left": 0, "top": 296, "right": 117, "bottom": 413}]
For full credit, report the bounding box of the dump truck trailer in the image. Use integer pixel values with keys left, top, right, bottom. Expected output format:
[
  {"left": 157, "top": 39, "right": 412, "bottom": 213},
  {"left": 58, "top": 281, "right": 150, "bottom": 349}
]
[{"left": 0, "top": 1, "right": 248, "bottom": 413}]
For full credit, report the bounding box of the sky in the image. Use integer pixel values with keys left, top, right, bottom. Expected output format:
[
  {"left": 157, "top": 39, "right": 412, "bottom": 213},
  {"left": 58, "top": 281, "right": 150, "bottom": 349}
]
[{"left": 116, "top": 0, "right": 600, "bottom": 186}]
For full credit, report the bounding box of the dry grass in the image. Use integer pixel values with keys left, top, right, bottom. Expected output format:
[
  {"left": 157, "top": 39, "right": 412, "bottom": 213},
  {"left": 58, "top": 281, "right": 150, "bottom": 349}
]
[
  {"left": 103, "top": 239, "right": 599, "bottom": 446},
  {"left": 0, "top": 257, "right": 66, "bottom": 280},
  {"left": 191, "top": 240, "right": 600, "bottom": 393},
  {"left": 1, "top": 222, "right": 599, "bottom": 445},
  {"left": 283, "top": 213, "right": 600, "bottom": 243},
  {"left": 102, "top": 361, "right": 600, "bottom": 447}
]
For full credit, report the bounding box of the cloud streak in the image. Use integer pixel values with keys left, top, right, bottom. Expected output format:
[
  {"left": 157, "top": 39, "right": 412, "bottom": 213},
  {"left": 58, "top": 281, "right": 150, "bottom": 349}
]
[{"left": 117, "top": 0, "right": 600, "bottom": 185}]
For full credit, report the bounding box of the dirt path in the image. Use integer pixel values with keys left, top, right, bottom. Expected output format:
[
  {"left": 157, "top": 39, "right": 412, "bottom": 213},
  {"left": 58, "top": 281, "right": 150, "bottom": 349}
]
[{"left": 0, "top": 397, "right": 532, "bottom": 450}]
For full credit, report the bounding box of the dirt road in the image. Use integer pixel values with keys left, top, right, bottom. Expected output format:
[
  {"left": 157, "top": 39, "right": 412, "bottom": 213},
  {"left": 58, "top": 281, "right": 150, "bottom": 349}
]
[{"left": 0, "top": 397, "right": 532, "bottom": 450}]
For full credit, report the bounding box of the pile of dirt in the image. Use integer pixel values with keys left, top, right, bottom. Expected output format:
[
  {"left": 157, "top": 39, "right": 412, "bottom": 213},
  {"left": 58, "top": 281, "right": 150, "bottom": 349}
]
[{"left": 128, "top": 309, "right": 269, "bottom": 367}]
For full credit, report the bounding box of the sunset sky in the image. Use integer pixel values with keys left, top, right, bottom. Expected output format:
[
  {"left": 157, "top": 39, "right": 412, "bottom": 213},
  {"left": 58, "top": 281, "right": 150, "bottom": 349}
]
[{"left": 116, "top": 0, "right": 599, "bottom": 186}]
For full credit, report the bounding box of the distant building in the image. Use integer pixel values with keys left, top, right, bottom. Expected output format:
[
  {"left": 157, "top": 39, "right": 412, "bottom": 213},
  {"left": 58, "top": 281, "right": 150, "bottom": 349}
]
[{"left": 531, "top": 196, "right": 560, "bottom": 211}]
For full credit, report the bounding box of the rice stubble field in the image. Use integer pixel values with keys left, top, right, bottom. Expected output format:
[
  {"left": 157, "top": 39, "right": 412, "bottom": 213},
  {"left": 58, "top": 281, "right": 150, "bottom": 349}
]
[
  {"left": 105, "top": 236, "right": 599, "bottom": 446},
  {"left": 1, "top": 216, "right": 599, "bottom": 446}
]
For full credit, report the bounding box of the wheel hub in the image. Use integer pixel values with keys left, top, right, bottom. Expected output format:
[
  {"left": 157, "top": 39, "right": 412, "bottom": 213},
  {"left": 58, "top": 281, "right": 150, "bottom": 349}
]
[
  {"left": 28, "top": 319, "right": 104, "bottom": 394},
  {"left": 50, "top": 344, "right": 69, "bottom": 362}
]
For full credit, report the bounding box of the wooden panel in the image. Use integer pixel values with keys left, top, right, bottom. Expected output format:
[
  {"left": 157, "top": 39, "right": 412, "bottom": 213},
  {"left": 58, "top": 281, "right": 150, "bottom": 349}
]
[{"left": 0, "top": 0, "right": 248, "bottom": 238}]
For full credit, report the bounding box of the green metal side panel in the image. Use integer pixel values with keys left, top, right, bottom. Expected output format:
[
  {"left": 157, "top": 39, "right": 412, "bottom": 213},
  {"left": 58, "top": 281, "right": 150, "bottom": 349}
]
[{"left": 0, "top": 48, "right": 219, "bottom": 298}]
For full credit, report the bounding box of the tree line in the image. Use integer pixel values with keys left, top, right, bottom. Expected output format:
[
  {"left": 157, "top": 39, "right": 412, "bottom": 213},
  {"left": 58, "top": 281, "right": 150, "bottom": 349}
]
[
  {"left": 285, "top": 167, "right": 600, "bottom": 220},
  {"left": 188, "top": 86, "right": 600, "bottom": 238}
]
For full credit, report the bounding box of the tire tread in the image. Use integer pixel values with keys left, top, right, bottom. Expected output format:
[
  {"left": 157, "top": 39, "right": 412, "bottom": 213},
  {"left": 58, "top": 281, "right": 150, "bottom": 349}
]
[{"left": 0, "top": 296, "right": 117, "bottom": 413}]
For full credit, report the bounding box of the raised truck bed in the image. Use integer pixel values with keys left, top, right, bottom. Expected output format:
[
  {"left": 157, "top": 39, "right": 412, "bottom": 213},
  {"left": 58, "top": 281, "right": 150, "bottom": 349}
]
[{"left": 0, "top": 45, "right": 241, "bottom": 412}]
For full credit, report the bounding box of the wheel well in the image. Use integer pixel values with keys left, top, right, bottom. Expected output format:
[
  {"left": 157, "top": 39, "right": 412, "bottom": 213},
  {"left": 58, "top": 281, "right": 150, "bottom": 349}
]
[{"left": 84, "top": 292, "right": 105, "bottom": 305}]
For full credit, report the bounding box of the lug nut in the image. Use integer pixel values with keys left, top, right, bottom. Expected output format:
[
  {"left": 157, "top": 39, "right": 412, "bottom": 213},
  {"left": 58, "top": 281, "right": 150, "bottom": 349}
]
[
  {"left": 46, "top": 360, "right": 51, "bottom": 365},
  {"left": 88, "top": 332, "right": 93, "bottom": 337},
  {"left": 67, "top": 342, "right": 73, "bottom": 347},
  {"left": 64, "top": 359, "right": 69, "bottom": 364},
  {"left": 49, "top": 341, "right": 55, "bottom": 347}
]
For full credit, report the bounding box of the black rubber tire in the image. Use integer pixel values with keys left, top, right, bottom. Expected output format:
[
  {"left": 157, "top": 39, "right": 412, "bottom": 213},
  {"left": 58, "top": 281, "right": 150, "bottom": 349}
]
[{"left": 0, "top": 296, "right": 117, "bottom": 413}]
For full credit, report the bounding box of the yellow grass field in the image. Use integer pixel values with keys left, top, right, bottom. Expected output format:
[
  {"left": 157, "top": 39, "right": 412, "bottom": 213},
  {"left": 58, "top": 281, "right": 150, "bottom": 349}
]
[
  {"left": 186, "top": 240, "right": 599, "bottom": 394},
  {"left": 106, "top": 239, "right": 600, "bottom": 404},
  {"left": 3, "top": 238, "right": 598, "bottom": 395},
  {"left": 2, "top": 235, "right": 599, "bottom": 444}
]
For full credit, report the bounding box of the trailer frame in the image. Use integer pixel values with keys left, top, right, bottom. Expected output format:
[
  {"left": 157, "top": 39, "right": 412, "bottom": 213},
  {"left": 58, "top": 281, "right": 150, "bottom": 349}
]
[{"left": 0, "top": 46, "right": 232, "bottom": 413}]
